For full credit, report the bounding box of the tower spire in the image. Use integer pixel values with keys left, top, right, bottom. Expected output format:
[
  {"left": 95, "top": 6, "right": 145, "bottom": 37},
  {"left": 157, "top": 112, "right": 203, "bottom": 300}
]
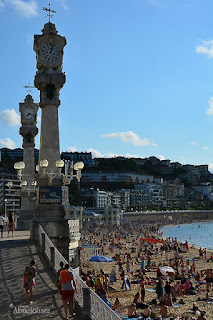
[{"left": 42, "top": 2, "right": 57, "bottom": 22}]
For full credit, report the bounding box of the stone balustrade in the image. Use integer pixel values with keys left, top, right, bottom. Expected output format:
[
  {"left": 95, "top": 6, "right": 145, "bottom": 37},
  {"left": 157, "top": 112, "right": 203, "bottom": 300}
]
[{"left": 36, "top": 224, "right": 121, "bottom": 320}]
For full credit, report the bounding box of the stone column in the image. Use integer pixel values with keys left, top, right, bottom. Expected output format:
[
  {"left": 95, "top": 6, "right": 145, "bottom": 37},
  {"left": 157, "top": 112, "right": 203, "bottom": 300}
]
[
  {"left": 32, "top": 22, "right": 69, "bottom": 261},
  {"left": 17, "top": 95, "right": 38, "bottom": 230}
]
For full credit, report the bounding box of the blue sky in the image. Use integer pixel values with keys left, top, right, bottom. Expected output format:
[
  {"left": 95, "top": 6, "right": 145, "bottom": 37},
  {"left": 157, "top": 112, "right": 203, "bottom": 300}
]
[{"left": 0, "top": 0, "right": 213, "bottom": 169}]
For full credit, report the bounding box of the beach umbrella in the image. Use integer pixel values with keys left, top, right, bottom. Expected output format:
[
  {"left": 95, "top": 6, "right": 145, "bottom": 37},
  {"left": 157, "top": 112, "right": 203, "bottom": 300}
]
[
  {"left": 87, "top": 255, "right": 114, "bottom": 271},
  {"left": 87, "top": 255, "right": 113, "bottom": 262},
  {"left": 141, "top": 238, "right": 164, "bottom": 244},
  {"left": 160, "top": 266, "right": 175, "bottom": 274}
]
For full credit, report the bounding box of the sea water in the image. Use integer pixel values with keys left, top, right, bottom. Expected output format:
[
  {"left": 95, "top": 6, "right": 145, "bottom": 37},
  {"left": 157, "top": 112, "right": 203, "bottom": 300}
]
[{"left": 161, "top": 221, "right": 213, "bottom": 251}]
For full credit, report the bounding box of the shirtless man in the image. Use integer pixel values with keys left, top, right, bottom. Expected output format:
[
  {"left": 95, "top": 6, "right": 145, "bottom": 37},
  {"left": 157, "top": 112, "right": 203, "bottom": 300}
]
[
  {"left": 142, "top": 305, "right": 151, "bottom": 318},
  {"left": 127, "top": 303, "right": 137, "bottom": 318},
  {"left": 160, "top": 301, "right": 170, "bottom": 320},
  {"left": 139, "top": 276, "right": 146, "bottom": 302},
  {"left": 197, "top": 311, "right": 207, "bottom": 320},
  {"left": 205, "top": 268, "right": 213, "bottom": 291}
]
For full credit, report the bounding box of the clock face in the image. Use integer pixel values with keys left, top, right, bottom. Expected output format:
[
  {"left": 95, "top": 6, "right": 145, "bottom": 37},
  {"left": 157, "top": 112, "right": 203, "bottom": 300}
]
[
  {"left": 23, "top": 108, "right": 35, "bottom": 121},
  {"left": 41, "top": 44, "right": 61, "bottom": 62}
]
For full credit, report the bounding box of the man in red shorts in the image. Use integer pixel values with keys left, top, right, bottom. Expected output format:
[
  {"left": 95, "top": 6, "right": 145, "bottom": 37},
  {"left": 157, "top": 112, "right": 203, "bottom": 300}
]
[{"left": 60, "top": 263, "right": 76, "bottom": 319}]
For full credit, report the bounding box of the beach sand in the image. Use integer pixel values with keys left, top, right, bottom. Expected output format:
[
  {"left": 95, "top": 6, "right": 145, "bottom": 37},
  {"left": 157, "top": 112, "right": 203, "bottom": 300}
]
[{"left": 81, "top": 224, "right": 213, "bottom": 319}]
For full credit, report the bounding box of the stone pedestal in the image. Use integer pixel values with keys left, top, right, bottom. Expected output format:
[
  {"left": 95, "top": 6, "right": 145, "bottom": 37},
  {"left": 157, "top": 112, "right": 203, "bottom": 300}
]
[
  {"left": 32, "top": 205, "right": 69, "bottom": 260},
  {"left": 17, "top": 211, "right": 35, "bottom": 230},
  {"left": 17, "top": 190, "right": 36, "bottom": 230}
]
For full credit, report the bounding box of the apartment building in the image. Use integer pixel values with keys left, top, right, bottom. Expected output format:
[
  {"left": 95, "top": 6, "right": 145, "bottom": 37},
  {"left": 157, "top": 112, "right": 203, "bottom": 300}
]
[{"left": 0, "top": 168, "right": 21, "bottom": 216}]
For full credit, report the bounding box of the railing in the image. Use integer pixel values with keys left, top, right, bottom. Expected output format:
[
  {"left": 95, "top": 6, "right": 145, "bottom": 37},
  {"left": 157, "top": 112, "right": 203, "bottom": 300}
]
[
  {"left": 90, "top": 290, "right": 121, "bottom": 320},
  {"left": 37, "top": 224, "right": 87, "bottom": 307},
  {"left": 36, "top": 224, "right": 120, "bottom": 319}
]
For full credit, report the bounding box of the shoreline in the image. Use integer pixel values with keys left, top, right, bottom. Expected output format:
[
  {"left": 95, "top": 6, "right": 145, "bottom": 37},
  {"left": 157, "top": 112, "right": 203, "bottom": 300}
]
[{"left": 161, "top": 221, "right": 213, "bottom": 251}]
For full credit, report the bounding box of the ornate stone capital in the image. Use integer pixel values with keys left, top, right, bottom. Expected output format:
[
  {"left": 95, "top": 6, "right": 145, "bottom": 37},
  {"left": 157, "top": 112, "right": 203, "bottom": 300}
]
[
  {"left": 34, "top": 71, "right": 66, "bottom": 107},
  {"left": 20, "top": 126, "right": 38, "bottom": 138}
]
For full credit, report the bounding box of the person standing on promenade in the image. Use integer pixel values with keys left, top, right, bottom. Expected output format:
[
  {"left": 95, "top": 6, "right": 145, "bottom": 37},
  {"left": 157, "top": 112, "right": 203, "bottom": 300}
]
[
  {"left": 7, "top": 212, "right": 15, "bottom": 238},
  {"left": 56, "top": 261, "right": 64, "bottom": 295},
  {"left": 60, "top": 263, "right": 76, "bottom": 319},
  {"left": 0, "top": 212, "right": 5, "bottom": 238},
  {"left": 23, "top": 260, "right": 37, "bottom": 304}
]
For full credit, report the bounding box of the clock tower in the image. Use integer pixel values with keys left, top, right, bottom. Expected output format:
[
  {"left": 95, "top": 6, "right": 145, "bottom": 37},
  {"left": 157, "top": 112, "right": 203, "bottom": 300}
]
[
  {"left": 32, "top": 20, "right": 69, "bottom": 259},
  {"left": 18, "top": 94, "right": 38, "bottom": 230},
  {"left": 33, "top": 22, "right": 66, "bottom": 178}
]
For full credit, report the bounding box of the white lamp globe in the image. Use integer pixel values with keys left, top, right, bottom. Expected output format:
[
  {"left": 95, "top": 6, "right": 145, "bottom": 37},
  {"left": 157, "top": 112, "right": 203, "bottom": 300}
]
[
  {"left": 7, "top": 181, "right": 13, "bottom": 188},
  {"left": 40, "top": 159, "right": 49, "bottom": 168},
  {"left": 74, "top": 161, "right": 84, "bottom": 171},
  {"left": 14, "top": 161, "right": 25, "bottom": 170},
  {"left": 55, "top": 159, "right": 64, "bottom": 168}
]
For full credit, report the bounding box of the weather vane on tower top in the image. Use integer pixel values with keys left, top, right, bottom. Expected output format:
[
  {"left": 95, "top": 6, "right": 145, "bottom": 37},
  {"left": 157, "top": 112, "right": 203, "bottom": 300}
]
[
  {"left": 42, "top": 2, "right": 57, "bottom": 22},
  {"left": 24, "top": 82, "right": 35, "bottom": 94}
]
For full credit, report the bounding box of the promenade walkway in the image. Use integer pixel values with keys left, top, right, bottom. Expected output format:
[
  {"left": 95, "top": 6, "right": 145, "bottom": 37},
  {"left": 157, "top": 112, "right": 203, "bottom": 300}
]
[{"left": 0, "top": 231, "right": 80, "bottom": 320}]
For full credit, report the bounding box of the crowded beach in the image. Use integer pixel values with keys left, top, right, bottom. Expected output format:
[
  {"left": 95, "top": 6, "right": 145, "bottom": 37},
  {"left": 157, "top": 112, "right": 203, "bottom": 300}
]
[{"left": 79, "top": 221, "right": 213, "bottom": 320}]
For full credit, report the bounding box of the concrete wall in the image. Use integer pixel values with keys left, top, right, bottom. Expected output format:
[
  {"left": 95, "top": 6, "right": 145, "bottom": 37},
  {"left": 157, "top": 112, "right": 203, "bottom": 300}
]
[{"left": 123, "top": 210, "right": 213, "bottom": 222}]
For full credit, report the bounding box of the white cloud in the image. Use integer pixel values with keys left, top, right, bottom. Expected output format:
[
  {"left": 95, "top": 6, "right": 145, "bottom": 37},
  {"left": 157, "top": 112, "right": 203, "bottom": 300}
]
[
  {"left": 196, "top": 40, "right": 213, "bottom": 58},
  {"left": 0, "top": 109, "right": 20, "bottom": 126},
  {"left": 158, "top": 155, "right": 165, "bottom": 160},
  {"left": 0, "top": 138, "right": 16, "bottom": 149},
  {"left": 9, "top": 0, "right": 38, "bottom": 18},
  {"left": 59, "top": 0, "right": 69, "bottom": 11},
  {"left": 106, "top": 153, "right": 141, "bottom": 159},
  {"left": 85, "top": 148, "right": 104, "bottom": 158},
  {"left": 0, "top": 1, "right": 5, "bottom": 10},
  {"left": 67, "top": 147, "right": 143, "bottom": 159},
  {"left": 208, "top": 164, "right": 213, "bottom": 173},
  {"left": 67, "top": 147, "right": 78, "bottom": 152},
  {"left": 203, "top": 146, "right": 208, "bottom": 150},
  {"left": 191, "top": 141, "right": 197, "bottom": 145},
  {"left": 102, "top": 131, "right": 157, "bottom": 147},
  {"left": 206, "top": 97, "right": 213, "bottom": 115}
]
